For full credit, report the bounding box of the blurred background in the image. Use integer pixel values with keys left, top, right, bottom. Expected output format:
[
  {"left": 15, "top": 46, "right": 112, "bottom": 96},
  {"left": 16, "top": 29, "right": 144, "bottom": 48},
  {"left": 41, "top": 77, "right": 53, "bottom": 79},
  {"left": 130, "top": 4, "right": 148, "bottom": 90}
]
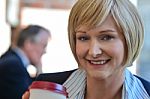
[{"left": 0, "top": 0, "right": 150, "bottom": 81}]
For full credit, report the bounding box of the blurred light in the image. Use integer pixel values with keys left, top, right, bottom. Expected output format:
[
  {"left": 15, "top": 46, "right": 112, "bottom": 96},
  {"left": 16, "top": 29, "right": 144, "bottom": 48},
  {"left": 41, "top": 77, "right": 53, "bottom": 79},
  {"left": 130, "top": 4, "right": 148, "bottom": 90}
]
[
  {"left": 0, "top": 0, "right": 11, "bottom": 56},
  {"left": 6, "top": 0, "right": 20, "bottom": 27},
  {"left": 130, "top": 0, "right": 137, "bottom": 6},
  {"left": 27, "top": 65, "right": 37, "bottom": 77}
]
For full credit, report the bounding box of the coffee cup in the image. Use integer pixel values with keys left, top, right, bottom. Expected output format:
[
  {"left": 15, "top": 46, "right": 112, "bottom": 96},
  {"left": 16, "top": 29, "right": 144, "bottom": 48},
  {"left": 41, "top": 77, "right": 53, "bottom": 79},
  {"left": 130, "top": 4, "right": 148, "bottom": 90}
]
[{"left": 29, "top": 81, "right": 67, "bottom": 99}]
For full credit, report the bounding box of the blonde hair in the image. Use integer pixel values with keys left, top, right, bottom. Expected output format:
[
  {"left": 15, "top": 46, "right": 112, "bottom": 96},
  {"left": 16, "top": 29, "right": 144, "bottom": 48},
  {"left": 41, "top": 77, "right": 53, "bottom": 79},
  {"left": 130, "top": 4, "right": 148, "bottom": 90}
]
[{"left": 68, "top": 0, "right": 144, "bottom": 67}]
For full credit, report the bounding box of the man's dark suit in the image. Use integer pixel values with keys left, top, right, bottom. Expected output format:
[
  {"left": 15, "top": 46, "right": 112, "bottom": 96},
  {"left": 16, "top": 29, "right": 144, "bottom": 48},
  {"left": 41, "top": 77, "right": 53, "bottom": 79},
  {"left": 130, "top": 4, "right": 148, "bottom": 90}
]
[{"left": 0, "top": 48, "right": 33, "bottom": 99}]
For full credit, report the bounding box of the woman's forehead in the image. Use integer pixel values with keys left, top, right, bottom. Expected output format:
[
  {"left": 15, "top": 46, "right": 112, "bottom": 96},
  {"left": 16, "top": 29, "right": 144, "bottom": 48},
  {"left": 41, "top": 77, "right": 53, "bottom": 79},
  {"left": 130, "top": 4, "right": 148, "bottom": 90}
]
[{"left": 75, "top": 15, "right": 119, "bottom": 31}]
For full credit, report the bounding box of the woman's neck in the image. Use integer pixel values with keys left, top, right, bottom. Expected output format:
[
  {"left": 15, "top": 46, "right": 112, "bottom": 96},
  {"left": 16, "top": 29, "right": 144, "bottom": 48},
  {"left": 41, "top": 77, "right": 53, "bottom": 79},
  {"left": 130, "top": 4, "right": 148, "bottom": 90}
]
[{"left": 85, "top": 70, "right": 124, "bottom": 99}]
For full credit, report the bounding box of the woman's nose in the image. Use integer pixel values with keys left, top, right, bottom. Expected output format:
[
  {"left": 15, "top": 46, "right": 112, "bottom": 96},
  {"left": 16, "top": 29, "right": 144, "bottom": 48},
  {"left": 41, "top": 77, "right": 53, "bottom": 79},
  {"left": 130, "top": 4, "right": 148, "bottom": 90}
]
[{"left": 88, "top": 41, "right": 102, "bottom": 57}]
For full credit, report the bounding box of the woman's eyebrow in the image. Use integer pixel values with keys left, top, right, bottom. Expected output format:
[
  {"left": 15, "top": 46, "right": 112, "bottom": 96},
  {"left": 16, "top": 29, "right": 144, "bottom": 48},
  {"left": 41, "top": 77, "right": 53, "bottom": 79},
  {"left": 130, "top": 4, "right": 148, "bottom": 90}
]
[
  {"left": 98, "top": 29, "right": 117, "bottom": 34},
  {"left": 100, "top": 29, "right": 116, "bottom": 32}
]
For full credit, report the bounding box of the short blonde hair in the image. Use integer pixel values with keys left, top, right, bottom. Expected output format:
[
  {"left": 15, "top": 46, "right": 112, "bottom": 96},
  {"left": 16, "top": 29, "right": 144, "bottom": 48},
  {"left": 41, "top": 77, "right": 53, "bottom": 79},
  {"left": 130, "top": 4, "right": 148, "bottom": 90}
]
[{"left": 68, "top": 0, "right": 144, "bottom": 67}]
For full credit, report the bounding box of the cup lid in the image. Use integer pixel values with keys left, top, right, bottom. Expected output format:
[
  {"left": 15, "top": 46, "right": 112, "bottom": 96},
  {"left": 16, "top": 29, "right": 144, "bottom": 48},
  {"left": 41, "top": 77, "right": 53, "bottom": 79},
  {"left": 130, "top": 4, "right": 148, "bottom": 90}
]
[{"left": 29, "top": 81, "right": 68, "bottom": 96}]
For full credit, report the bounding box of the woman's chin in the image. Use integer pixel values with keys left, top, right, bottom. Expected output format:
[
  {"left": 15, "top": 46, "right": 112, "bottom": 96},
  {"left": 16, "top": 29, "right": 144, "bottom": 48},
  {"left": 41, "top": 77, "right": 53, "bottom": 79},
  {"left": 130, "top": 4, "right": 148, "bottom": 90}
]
[{"left": 87, "top": 70, "right": 111, "bottom": 80}]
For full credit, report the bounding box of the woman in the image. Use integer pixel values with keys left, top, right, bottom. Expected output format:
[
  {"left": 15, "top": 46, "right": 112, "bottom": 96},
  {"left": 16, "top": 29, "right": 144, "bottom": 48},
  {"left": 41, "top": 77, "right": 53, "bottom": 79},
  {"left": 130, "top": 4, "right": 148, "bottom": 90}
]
[{"left": 23, "top": 0, "right": 150, "bottom": 99}]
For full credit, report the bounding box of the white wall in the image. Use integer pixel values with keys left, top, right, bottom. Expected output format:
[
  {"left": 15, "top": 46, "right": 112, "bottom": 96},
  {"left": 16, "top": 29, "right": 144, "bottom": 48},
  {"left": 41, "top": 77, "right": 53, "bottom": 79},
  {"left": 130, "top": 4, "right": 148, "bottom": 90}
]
[
  {"left": 22, "top": 8, "right": 78, "bottom": 73},
  {"left": 0, "top": 1, "right": 11, "bottom": 56}
]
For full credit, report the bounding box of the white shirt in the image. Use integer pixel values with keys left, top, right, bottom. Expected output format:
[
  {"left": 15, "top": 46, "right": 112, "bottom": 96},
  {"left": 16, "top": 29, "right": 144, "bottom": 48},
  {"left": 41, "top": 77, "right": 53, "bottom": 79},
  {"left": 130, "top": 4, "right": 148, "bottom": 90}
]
[{"left": 13, "top": 47, "right": 30, "bottom": 68}]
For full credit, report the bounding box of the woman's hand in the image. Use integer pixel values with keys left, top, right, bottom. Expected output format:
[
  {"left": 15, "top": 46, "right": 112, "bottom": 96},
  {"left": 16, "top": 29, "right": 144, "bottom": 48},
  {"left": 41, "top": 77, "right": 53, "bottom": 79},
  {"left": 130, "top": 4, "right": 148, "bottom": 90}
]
[{"left": 22, "top": 91, "right": 30, "bottom": 99}]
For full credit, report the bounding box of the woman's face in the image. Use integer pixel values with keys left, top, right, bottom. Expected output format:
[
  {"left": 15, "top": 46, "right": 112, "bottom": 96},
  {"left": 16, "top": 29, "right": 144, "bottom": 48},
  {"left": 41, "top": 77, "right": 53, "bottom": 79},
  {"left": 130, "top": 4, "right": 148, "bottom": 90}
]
[{"left": 75, "top": 15, "right": 126, "bottom": 79}]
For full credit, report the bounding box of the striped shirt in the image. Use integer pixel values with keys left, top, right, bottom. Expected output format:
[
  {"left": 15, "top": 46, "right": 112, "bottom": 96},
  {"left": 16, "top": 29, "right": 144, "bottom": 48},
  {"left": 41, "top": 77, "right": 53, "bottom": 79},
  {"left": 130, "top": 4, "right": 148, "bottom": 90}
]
[{"left": 63, "top": 69, "right": 150, "bottom": 99}]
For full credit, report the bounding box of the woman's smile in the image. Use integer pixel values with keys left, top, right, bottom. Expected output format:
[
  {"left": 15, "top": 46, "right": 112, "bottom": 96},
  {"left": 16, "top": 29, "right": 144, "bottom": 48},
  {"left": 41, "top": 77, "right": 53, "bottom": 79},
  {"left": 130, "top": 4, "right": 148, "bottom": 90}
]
[{"left": 89, "top": 59, "right": 110, "bottom": 65}]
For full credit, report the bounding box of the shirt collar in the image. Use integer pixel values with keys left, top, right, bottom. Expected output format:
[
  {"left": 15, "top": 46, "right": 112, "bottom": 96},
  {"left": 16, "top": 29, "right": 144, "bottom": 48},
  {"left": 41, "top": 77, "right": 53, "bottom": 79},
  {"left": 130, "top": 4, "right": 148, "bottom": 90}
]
[
  {"left": 12, "top": 47, "right": 30, "bottom": 68},
  {"left": 124, "top": 69, "right": 149, "bottom": 99},
  {"left": 63, "top": 69, "right": 86, "bottom": 99}
]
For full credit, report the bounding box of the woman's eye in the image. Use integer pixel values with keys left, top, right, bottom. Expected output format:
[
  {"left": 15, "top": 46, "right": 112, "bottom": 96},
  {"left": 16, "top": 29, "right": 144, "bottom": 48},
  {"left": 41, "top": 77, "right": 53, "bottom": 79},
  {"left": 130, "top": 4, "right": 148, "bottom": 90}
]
[
  {"left": 101, "top": 35, "right": 114, "bottom": 41},
  {"left": 77, "top": 36, "right": 89, "bottom": 41}
]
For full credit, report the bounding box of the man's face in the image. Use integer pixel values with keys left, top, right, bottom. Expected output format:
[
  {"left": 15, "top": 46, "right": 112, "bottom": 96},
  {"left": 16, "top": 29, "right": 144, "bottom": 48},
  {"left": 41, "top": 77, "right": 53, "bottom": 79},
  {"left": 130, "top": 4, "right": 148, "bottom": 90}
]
[{"left": 25, "top": 31, "right": 50, "bottom": 66}]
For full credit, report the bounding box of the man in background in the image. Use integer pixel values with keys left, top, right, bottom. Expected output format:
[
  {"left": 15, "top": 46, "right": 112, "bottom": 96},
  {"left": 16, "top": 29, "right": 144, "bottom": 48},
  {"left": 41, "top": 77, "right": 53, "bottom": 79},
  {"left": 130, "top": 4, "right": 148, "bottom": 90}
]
[{"left": 0, "top": 25, "right": 51, "bottom": 99}]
